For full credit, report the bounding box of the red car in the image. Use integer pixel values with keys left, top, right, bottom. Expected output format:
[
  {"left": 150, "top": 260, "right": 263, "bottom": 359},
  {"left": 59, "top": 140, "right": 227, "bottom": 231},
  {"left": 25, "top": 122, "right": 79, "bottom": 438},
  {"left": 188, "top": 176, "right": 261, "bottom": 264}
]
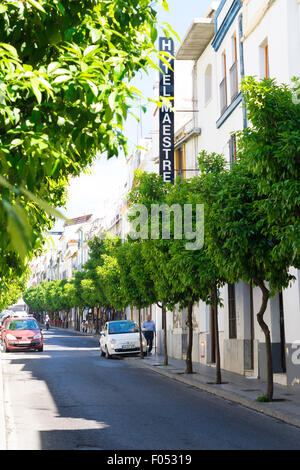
[{"left": 1, "top": 317, "right": 43, "bottom": 352}]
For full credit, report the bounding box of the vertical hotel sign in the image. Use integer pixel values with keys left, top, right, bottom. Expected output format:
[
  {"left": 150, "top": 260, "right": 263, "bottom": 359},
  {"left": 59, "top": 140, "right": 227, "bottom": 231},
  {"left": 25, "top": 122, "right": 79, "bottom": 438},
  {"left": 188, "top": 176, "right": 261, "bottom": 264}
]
[{"left": 159, "top": 37, "right": 174, "bottom": 183}]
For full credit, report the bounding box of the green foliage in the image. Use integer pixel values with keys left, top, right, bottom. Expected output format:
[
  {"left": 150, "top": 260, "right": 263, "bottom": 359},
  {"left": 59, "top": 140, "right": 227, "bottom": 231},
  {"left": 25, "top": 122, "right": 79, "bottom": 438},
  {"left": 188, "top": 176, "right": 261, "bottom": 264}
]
[
  {"left": 84, "top": 233, "right": 121, "bottom": 309},
  {"left": 23, "top": 282, "right": 46, "bottom": 312},
  {"left": 95, "top": 235, "right": 124, "bottom": 310},
  {"left": 256, "top": 395, "right": 270, "bottom": 403},
  {"left": 238, "top": 77, "right": 300, "bottom": 268},
  {"left": 128, "top": 172, "right": 178, "bottom": 308},
  {"left": 23, "top": 278, "right": 74, "bottom": 313},
  {"left": 117, "top": 240, "right": 157, "bottom": 310},
  {"left": 0, "top": 269, "right": 28, "bottom": 311},
  {"left": 0, "top": 0, "right": 167, "bottom": 295},
  {"left": 128, "top": 171, "right": 224, "bottom": 309},
  {"left": 199, "top": 152, "right": 294, "bottom": 294}
]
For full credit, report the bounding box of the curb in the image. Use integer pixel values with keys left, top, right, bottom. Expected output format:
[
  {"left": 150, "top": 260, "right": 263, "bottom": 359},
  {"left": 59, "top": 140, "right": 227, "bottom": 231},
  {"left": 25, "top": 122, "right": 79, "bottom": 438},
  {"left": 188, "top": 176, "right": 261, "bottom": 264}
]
[
  {"left": 0, "top": 350, "right": 7, "bottom": 449},
  {"left": 124, "top": 357, "right": 300, "bottom": 430}
]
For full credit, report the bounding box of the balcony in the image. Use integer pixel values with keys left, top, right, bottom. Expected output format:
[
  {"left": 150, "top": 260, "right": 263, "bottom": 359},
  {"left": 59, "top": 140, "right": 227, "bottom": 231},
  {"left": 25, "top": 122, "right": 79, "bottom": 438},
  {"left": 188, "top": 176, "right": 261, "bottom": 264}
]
[
  {"left": 219, "top": 76, "right": 227, "bottom": 116},
  {"left": 230, "top": 61, "right": 239, "bottom": 102},
  {"left": 176, "top": 18, "right": 215, "bottom": 61}
]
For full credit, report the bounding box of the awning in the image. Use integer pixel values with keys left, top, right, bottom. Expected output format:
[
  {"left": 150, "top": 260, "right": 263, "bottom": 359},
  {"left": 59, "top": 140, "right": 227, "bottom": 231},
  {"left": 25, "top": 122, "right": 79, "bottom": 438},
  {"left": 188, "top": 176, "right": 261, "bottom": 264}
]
[{"left": 176, "top": 18, "right": 215, "bottom": 61}]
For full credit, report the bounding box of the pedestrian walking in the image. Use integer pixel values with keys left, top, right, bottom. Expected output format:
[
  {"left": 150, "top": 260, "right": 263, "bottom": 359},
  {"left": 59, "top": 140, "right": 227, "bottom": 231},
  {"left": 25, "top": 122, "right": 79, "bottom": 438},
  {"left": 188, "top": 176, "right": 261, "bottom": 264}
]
[
  {"left": 45, "top": 314, "right": 50, "bottom": 331},
  {"left": 142, "top": 315, "right": 156, "bottom": 354}
]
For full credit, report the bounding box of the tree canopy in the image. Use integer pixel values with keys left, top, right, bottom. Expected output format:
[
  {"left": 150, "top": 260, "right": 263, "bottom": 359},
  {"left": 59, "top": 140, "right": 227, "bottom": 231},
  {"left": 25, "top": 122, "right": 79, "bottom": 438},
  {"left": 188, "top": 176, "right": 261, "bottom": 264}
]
[{"left": 0, "top": 0, "right": 170, "bottom": 296}]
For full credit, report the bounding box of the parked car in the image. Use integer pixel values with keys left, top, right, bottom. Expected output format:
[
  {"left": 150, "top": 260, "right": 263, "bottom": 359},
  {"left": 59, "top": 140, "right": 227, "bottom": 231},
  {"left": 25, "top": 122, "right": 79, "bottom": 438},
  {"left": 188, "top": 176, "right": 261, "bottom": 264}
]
[
  {"left": 10, "top": 311, "right": 31, "bottom": 318},
  {"left": 1, "top": 317, "right": 43, "bottom": 353},
  {"left": 99, "top": 320, "right": 147, "bottom": 358}
]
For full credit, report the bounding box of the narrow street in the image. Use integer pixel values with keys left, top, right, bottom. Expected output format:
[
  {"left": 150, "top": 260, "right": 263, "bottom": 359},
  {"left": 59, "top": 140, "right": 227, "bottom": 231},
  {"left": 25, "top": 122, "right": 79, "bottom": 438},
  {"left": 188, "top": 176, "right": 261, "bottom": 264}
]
[{"left": 1, "top": 328, "right": 300, "bottom": 450}]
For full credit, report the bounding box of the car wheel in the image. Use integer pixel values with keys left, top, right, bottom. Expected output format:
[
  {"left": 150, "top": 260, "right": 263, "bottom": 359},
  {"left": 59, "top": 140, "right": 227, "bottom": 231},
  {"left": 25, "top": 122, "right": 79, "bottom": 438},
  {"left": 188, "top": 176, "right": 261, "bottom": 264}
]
[
  {"left": 3, "top": 342, "right": 10, "bottom": 353},
  {"left": 100, "top": 347, "right": 105, "bottom": 357},
  {"left": 105, "top": 346, "right": 111, "bottom": 359},
  {"left": 37, "top": 346, "right": 43, "bottom": 352}
]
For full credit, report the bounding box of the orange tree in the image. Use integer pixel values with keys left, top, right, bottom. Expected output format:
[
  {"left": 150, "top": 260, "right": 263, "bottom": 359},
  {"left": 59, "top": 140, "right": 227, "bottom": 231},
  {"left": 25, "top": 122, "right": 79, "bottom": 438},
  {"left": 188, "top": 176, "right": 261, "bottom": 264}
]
[
  {"left": 202, "top": 153, "right": 294, "bottom": 401},
  {"left": 238, "top": 77, "right": 300, "bottom": 270},
  {"left": 128, "top": 171, "right": 225, "bottom": 376}
]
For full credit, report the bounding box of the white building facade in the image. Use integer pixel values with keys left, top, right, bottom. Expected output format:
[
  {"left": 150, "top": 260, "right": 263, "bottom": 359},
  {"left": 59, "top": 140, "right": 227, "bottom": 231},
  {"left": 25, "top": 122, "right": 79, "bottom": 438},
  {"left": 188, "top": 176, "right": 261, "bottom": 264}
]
[{"left": 166, "top": 0, "right": 300, "bottom": 387}]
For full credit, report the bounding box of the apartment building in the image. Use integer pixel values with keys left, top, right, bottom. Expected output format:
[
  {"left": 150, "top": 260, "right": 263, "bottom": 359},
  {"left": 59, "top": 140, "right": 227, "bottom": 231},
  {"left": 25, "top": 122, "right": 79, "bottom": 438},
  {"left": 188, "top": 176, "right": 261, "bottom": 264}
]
[{"left": 164, "top": 0, "right": 300, "bottom": 387}]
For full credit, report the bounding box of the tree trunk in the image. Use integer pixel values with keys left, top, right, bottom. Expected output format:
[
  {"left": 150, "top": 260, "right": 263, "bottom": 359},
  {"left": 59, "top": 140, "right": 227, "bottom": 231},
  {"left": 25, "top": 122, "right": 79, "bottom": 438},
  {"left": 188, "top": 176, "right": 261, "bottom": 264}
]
[
  {"left": 96, "top": 307, "right": 100, "bottom": 334},
  {"left": 162, "top": 304, "right": 168, "bottom": 366},
  {"left": 157, "top": 302, "right": 168, "bottom": 365},
  {"left": 92, "top": 308, "right": 95, "bottom": 333},
  {"left": 138, "top": 300, "right": 144, "bottom": 359},
  {"left": 213, "top": 284, "right": 221, "bottom": 384},
  {"left": 80, "top": 307, "right": 85, "bottom": 331},
  {"left": 254, "top": 278, "right": 273, "bottom": 401},
  {"left": 162, "top": 303, "right": 168, "bottom": 366},
  {"left": 102, "top": 308, "right": 106, "bottom": 330},
  {"left": 185, "top": 300, "right": 194, "bottom": 374}
]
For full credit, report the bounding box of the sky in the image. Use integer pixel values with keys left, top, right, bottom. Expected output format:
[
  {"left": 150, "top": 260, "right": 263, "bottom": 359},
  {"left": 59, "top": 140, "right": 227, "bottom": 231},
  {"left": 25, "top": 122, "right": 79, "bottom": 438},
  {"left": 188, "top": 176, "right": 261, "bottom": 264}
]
[{"left": 55, "top": 0, "right": 214, "bottom": 228}]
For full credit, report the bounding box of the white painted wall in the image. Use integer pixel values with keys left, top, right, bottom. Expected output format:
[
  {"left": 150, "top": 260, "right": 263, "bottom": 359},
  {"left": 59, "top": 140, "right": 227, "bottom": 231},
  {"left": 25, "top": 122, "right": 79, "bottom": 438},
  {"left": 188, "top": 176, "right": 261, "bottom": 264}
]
[{"left": 243, "top": 0, "right": 300, "bottom": 83}]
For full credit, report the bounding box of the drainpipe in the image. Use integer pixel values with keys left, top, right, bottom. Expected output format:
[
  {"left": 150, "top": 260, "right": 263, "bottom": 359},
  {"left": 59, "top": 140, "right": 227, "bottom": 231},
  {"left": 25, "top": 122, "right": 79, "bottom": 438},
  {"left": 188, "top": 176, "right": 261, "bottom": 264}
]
[
  {"left": 238, "top": 13, "right": 248, "bottom": 129},
  {"left": 193, "top": 61, "right": 199, "bottom": 168},
  {"left": 78, "top": 229, "right": 83, "bottom": 270}
]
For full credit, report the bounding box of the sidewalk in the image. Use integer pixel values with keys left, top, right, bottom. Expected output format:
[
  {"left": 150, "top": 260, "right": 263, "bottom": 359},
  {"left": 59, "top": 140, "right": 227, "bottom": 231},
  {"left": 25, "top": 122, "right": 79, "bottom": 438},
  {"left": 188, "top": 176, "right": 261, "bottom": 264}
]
[{"left": 125, "top": 352, "right": 300, "bottom": 429}]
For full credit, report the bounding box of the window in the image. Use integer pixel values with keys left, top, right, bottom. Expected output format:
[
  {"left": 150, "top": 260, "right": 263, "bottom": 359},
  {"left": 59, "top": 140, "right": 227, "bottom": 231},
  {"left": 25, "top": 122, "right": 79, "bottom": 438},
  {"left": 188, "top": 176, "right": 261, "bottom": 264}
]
[
  {"left": 230, "top": 34, "right": 239, "bottom": 101},
  {"left": 228, "top": 283, "right": 237, "bottom": 339},
  {"left": 260, "top": 39, "right": 269, "bottom": 79},
  {"left": 8, "top": 319, "right": 39, "bottom": 330},
  {"left": 220, "top": 51, "right": 227, "bottom": 115},
  {"left": 264, "top": 43, "right": 269, "bottom": 78},
  {"left": 108, "top": 321, "right": 139, "bottom": 335},
  {"left": 175, "top": 145, "right": 186, "bottom": 178},
  {"left": 204, "top": 64, "right": 212, "bottom": 104},
  {"left": 232, "top": 33, "right": 237, "bottom": 64}
]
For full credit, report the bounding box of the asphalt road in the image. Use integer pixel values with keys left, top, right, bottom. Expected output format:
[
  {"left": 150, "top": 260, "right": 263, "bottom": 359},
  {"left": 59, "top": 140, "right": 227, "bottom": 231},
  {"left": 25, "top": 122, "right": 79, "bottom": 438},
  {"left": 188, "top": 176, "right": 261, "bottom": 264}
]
[{"left": 1, "top": 328, "right": 300, "bottom": 450}]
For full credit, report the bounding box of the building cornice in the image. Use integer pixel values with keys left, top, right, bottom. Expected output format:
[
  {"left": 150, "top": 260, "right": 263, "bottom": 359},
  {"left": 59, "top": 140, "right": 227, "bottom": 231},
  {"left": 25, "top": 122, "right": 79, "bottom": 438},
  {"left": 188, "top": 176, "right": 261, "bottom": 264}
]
[{"left": 242, "top": 0, "right": 276, "bottom": 42}]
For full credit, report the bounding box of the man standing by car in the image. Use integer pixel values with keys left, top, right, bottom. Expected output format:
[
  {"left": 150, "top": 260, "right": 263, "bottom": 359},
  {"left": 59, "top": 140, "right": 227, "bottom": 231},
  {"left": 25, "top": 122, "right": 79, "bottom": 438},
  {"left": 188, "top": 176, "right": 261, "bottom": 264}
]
[{"left": 142, "top": 315, "right": 156, "bottom": 354}]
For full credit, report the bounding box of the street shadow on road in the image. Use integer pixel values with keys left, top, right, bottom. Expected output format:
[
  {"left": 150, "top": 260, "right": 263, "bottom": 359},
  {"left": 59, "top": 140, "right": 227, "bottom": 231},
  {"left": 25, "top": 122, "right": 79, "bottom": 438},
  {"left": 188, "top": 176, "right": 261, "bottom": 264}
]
[{"left": 3, "top": 328, "right": 300, "bottom": 451}]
